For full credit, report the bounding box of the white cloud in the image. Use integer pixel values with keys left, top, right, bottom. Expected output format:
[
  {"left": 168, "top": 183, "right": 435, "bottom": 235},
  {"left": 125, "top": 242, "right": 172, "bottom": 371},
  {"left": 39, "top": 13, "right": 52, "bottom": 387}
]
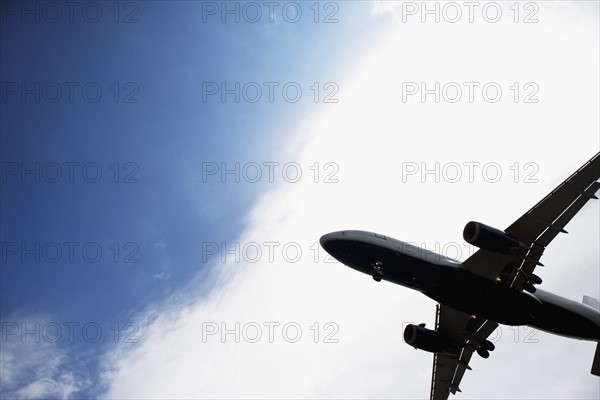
[
  {"left": 1, "top": 315, "right": 90, "bottom": 399},
  {"left": 371, "top": 1, "right": 402, "bottom": 18},
  {"left": 101, "top": 2, "right": 599, "bottom": 399}
]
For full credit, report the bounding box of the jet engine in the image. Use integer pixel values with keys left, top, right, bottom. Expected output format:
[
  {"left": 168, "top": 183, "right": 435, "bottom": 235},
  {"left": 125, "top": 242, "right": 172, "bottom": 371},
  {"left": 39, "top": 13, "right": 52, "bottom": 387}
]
[
  {"left": 463, "top": 221, "right": 528, "bottom": 255},
  {"left": 403, "top": 324, "right": 460, "bottom": 354}
]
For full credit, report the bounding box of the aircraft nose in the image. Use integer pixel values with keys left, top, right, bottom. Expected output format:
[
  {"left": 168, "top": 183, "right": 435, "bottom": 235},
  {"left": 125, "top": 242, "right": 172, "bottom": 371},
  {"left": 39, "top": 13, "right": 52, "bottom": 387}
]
[
  {"left": 320, "top": 231, "right": 356, "bottom": 263},
  {"left": 319, "top": 231, "right": 347, "bottom": 252},
  {"left": 319, "top": 230, "right": 373, "bottom": 272},
  {"left": 319, "top": 232, "right": 338, "bottom": 248}
]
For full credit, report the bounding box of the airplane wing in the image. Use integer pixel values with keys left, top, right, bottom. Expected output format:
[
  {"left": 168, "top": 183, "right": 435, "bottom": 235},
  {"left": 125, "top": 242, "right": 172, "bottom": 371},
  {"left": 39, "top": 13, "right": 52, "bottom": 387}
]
[
  {"left": 462, "top": 151, "right": 600, "bottom": 289},
  {"left": 430, "top": 305, "right": 498, "bottom": 400},
  {"left": 430, "top": 152, "right": 600, "bottom": 399}
]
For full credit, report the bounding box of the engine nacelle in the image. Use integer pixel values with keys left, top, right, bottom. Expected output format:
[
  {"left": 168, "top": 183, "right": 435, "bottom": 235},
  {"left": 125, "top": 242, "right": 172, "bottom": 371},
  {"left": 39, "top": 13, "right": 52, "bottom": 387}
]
[
  {"left": 463, "top": 221, "right": 528, "bottom": 255},
  {"left": 403, "top": 324, "right": 460, "bottom": 354}
]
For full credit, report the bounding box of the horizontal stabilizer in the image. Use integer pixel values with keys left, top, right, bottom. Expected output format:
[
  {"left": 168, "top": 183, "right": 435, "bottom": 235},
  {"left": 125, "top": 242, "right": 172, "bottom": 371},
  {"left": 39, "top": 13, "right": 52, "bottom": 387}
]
[
  {"left": 583, "top": 295, "right": 600, "bottom": 311},
  {"left": 592, "top": 342, "right": 600, "bottom": 376}
]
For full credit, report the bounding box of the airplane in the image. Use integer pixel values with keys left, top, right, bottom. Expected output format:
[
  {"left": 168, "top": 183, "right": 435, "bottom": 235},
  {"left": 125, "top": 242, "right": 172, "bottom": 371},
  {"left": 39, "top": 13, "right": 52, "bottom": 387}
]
[{"left": 320, "top": 152, "right": 600, "bottom": 400}]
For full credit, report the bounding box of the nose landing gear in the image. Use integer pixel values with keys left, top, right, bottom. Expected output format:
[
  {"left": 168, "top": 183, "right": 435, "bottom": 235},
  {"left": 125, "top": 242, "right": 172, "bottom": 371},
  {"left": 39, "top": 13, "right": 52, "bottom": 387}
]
[{"left": 372, "top": 260, "right": 383, "bottom": 282}]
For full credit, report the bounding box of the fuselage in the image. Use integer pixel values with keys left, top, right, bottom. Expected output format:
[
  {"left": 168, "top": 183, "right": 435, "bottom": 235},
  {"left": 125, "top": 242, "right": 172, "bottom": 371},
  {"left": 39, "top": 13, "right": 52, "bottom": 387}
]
[{"left": 320, "top": 230, "right": 600, "bottom": 341}]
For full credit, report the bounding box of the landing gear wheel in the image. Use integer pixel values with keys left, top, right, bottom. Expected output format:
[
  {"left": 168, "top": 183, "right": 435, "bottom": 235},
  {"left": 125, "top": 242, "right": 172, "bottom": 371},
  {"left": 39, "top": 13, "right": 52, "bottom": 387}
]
[
  {"left": 529, "top": 274, "right": 543, "bottom": 285},
  {"left": 372, "top": 260, "right": 384, "bottom": 276},
  {"left": 373, "top": 275, "right": 381, "bottom": 282},
  {"left": 477, "top": 348, "right": 490, "bottom": 358},
  {"left": 522, "top": 282, "right": 536, "bottom": 293},
  {"left": 482, "top": 340, "right": 495, "bottom": 351}
]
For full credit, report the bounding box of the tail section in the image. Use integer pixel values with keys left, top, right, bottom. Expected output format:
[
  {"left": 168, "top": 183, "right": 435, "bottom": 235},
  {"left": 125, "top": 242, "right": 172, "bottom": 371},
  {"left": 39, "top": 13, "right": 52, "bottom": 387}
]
[
  {"left": 582, "top": 295, "right": 600, "bottom": 311},
  {"left": 584, "top": 296, "right": 600, "bottom": 376},
  {"left": 592, "top": 342, "right": 600, "bottom": 376},
  {"left": 582, "top": 296, "right": 600, "bottom": 376}
]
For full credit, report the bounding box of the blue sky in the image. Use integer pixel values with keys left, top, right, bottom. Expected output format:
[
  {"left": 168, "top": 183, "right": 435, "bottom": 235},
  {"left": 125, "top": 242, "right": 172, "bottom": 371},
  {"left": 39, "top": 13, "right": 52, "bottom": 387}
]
[
  {"left": 1, "top": 1, "right": 599, "bottom": 399},
  {"left": 1, "top": 1, "right": 386, "bottom": 397},
  {"left": 0, "top": 1, "right": 375, "bottom": 320}
]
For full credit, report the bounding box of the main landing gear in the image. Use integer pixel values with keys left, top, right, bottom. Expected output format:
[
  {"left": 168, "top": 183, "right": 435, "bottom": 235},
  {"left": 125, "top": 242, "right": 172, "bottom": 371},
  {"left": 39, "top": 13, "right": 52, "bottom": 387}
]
[
  {"left": 476, "top": 339, "right": 495, "bottom": 358},
  {"left": 522, "top": 273, "right": 543, "bottom": 293},
  {"left": 508, "top": 268, "right": 543, "bottom": 293}
]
